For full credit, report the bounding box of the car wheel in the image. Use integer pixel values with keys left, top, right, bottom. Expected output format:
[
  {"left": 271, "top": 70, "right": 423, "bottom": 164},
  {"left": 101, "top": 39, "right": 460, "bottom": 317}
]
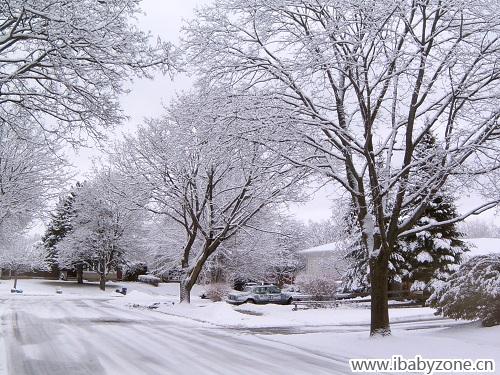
[
  {"left": 246, "top": 299, "right": 256, "bottom": 304},
  {"left": 286, "top": 297, "right": 293, "bottom": 305}
]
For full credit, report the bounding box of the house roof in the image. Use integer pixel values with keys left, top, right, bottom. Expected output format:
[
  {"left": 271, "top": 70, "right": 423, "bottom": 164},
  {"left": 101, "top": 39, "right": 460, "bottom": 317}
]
[
  {"left": 299, "top": 237, "right": 500, "bottom": 257},
  {"left": 299, "top": 241, "right": 347, "bottom": 254}
]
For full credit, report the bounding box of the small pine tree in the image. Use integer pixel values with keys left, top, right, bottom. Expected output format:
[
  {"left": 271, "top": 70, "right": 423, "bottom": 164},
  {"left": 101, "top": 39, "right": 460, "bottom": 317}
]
[
  {"left": 395, "top": 133, "right": 468, "bottom": 294},
  {"left": 41, "top": 183, "right": 81, "bottom": 277},
  {"left": 396, "top": 193, "right": 468, "bottom": 293}
]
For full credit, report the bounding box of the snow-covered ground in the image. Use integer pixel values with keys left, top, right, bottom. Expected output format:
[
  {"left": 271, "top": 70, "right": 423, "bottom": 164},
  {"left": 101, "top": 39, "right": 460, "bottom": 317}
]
[
  {"left": 1, "top": 278, "right": 498, "bottom": 375},
  {"left": 124, "top": 297, "right": 446, "bottom": 329},
  {"left": 0, "top": 293, "right": 7, "bottom": 375}
]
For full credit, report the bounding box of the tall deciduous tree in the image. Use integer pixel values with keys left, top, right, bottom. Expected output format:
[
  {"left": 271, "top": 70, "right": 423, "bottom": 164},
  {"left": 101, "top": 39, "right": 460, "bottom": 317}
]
[
  {"left": 0, "top": 0, "right": 173, "bottom": 145},
  {"left": 212, "top": 213, "right": 306, "bottom": 287},
  {"left": 0, "top": 126, "right": 66, "bottom": 236},
  {"left": 183, "top": 0, "right": 500, "bottom": 335},
  {"left": 112, "top": 92, "right": 305, "bottom": 302}
]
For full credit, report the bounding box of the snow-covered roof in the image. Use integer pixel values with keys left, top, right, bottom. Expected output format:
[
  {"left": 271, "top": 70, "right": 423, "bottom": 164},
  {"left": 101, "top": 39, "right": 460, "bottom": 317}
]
[
  {"left": 465, "top": 238, "right": 500, "bottom": 258},
  {"left": 300, "top": 237, "right": 500, "bottom": 257},
  {"left": 299, "top": 241, "right": 346, "bottom": 254}
]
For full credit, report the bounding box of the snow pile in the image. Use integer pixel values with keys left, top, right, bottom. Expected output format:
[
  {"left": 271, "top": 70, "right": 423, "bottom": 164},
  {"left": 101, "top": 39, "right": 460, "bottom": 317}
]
[{"left": 137, "top": 275, "right": 160, "bottom": 286}]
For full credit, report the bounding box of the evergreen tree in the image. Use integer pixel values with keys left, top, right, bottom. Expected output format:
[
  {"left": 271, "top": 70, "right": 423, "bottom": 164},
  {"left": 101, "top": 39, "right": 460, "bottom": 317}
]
[
  {"left": 343, "top": 137, "right": 468, "bottom": 295},
  {"left": 395, "top": 133, "right": 468, "bottom": 294},
  {"left": 428, "top": 253, "right": 500, "bottom": 327},
  {"left": 41, "top": 183, "right": 81, "bottom": 277}
]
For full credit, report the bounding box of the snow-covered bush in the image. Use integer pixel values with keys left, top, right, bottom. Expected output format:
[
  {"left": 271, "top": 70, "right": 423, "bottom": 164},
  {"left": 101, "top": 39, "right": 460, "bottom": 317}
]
[
  {"left": 204, "top": 283, "right": 231, "bottom": 302},
  {"left": 123, "top": 262, "right": 147, "bottom": 282},
  {"left": 295, "top": 274, "right": 338, "bottom": 301},
  {"left": 138, "top": 275, "right": 160, "bottom": 287},
  {"left": 428, "top": 254, "right": 500, "bottom": 327}
]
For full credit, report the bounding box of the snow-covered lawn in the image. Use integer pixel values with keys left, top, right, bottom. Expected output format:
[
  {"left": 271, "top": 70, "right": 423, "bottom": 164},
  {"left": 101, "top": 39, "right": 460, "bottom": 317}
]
[
  {"left": 126, "top": 298, "right": 444, "bottom": 329},
  {"left": 264, "top": 323, "right": 500, "bottom": 367},
  {"left": 0, "top": 295, "right": 7, "bottom": 375}
]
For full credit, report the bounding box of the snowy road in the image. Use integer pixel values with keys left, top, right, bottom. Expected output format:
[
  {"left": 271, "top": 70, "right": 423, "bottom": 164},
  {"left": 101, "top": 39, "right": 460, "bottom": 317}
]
[{"left": 0, "top": 296, "right": 351, "bottom": 375}]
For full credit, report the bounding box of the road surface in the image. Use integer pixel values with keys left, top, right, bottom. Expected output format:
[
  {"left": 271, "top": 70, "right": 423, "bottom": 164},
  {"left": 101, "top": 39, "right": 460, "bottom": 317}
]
[{"left": 0, "top": 295, "right": 351, "bottom": 375}]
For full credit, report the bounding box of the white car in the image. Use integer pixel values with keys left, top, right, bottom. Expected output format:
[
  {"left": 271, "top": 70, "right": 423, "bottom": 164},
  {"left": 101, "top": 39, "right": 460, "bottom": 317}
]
[{"left": 226, "top": 285, "right": 294, "bottom": 305}]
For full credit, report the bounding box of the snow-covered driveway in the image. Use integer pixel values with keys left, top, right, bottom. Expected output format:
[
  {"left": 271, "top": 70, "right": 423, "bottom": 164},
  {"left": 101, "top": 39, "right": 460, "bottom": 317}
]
[{"left": 0, "top": 295, "right": 350, "bottom": 375}]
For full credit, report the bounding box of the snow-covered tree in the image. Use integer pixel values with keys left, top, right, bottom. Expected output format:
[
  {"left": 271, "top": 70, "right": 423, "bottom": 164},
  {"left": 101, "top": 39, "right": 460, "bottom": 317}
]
[
  {"left": 395, "top": 133, "right": 469, "bottom": 294},
  {"left": 183, "top": 0, "right": 500, "bottom": 335},
  {"left": 0, "top": 235, "right": 47, "bottom": 289},
  {"left": 396, "top": 194, "right": 469, "bottom": 293},
  {"left": 459, "top": 220, "right": 500, "bottom": 238},
  {"left": 112, "top": 91, "right": 304, "bottom": 302},
  {"left": 345, "top": 134, "right": 469, "bottom": 294},
  {"left": 57, "top": 172, "right": 144, "bottom": 290},
  {"left": 302, "top": 218, "right": 344, "bottom": 248},
  {"left": 209, "top": 214, "right": 306, "bottom": 287},
  {"left": 42, "top": 183, "right": 82, "bottom": 278},
  {"left": 0, "top": 0, "right": 173, "bottom": 145},
  {"left": 429, "top": 253, "right": 500, "bottom": 327},
  {"left": 0, "top": 126, "right": 66, "bottom": 236},
  {"left": 141, "top": 217, "right": 195, "bottom": 277}
]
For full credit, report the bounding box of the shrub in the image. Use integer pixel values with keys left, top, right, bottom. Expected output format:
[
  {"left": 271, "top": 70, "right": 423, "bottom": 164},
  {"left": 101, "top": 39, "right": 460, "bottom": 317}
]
[
  {"left": 428, "top": 253, "right": 500, "bottom": 327},
  {"left": 123, "top": 262, "right": 147, "bottom": 281},
  {"left": 204, "top": 283, "right": 231, "bottom": 302},
  {"left": 295, "top": 274, "right": 338, "bottom": 301}
]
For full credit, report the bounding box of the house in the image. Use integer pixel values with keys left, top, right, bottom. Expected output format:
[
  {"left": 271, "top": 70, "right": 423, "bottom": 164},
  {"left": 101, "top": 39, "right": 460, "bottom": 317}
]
[
  {"left": 58, "top": 269, "right": 120, "bottom": 282},
  {"left": 298, "top": 241, "right": 351, "bottom": 281}
]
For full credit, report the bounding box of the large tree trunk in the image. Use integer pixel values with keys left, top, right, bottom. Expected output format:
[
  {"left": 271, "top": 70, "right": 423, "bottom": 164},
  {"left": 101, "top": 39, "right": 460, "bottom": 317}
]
[
  {"left": 179, "top": 250, "right": 211, "bottom": 303},
  {"left": 180, "top": 232, "right": 198, "bottom": 301},
  {"left": 76, "top": 264, "right": 83, "bottom": 284},
  {"left": 13, "top": 271, "right": 18, "bottom": 290},
  {"left": 98, "top": 259, "right": 107, "bottom": 291},
  {"left": 99, "top": 274, "right": 106, "bottom": 291},
  {"left": 179, "top": 277, "right": 191, "bottom": 304},
  {"left": 370, "top": 257, "right": 390, "bottom": 336}
]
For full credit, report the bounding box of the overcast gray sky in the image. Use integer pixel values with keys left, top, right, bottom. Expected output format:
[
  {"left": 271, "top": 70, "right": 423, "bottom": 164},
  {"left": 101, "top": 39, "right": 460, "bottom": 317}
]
[{"left": 67, "top": 0, "right": 500, "bottom": 225}]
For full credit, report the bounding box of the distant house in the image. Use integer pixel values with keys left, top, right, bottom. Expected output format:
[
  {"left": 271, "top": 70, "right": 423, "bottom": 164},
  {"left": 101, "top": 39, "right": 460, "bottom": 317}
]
[
  {"left": 298, "top": 241, "right": 351, "bottom": 281},
  {"left": 59, "top": 269, "right": 120, "bottom": 282}
]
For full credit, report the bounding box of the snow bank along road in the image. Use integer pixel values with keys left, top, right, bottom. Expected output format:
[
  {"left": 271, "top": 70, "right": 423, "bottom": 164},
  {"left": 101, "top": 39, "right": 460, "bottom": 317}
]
[{"left": 0, "top": 295, "right": 351, "bottom": 375}]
